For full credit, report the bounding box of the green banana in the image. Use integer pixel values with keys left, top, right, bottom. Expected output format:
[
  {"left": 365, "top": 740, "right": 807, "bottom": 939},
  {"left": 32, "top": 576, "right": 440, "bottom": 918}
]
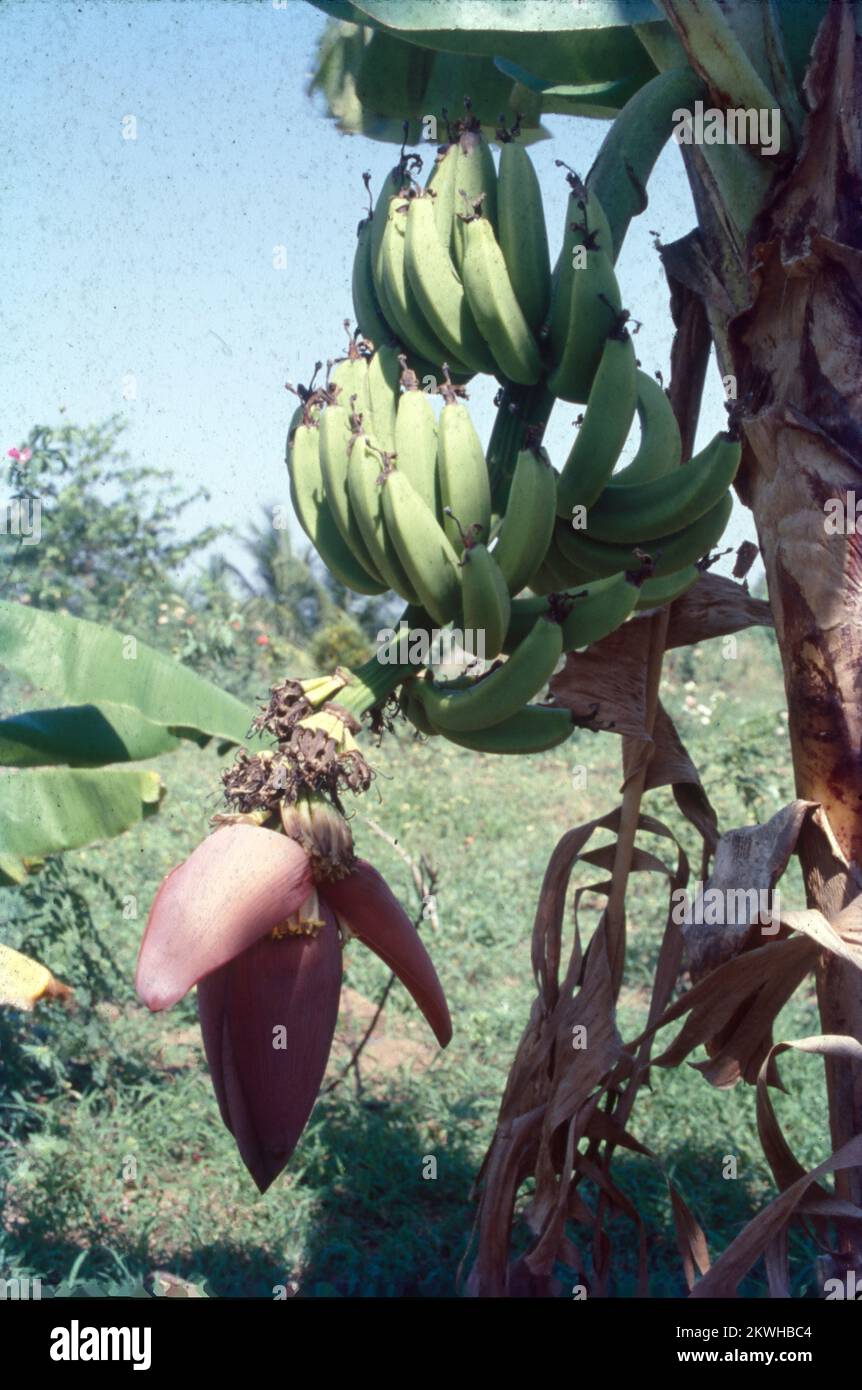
[
  {"left": 394, "top": 377, "right": 440, "bottom": 520},
  {"left": 365, "top": 344, "right": 401, "bottom": 453},
  {"left": 352, "top": 216, "right": 392, "bottom": 350},
  {"left": 378, "top": 195, "right": 475, "bottom": 377},
  {"left": 415, "top": 615, "right": 563, "bottom": 733},
  {"left": 529, "top": 537, "right": 579, "bottom": 595},
  {"left": 450, "top": 116, "right": 498, "bottom": 273},
  {"left": 557, "top": 492, "right": 734, "bottom": 579},
  {"left": 503, "top": 572, "right": 638, "bottom": 653},
  {"left": 492, "top": 446, "right": 557, "bottom": 595},
  {"left": 497, "top": 140, "right": 551, "bottom": 332},
  {"left": 403, "top": 194, "right": 498, "bottom": 377},
  {"left": 400, "top": 681, "right": 439, "bottom": 738},
  {"left": 582, "top": 431, "right": 741, "bottom": 543},
  {"left": 634, "top": 565, "right": 700, "bottom": 611},
  {"left": 426, "top": 140, "right": 459, "bottom": 247},
  {"left": 612, "top": 370, "right": 681, "bottom": 487},
  {"left": 459, "top": 541, "right": 511, "bottom": 661},
  {"left": 547, "top": 246, "right": 623, "bottom": 404},
  {"left": 380, "top": 464, "right": 462, "bottom": 626},
  {"left": 318, "top": 405, "right": 384, "bottom": 582},
  {"left": 460, "top": 214, "right": 542, "bottom": 385},
  {"left": 418, "top": 698, "right": 574, "bottom": 755},
  {"left": 329, "top": 346, "right": 372, "bottom": 421},
  {"left": 556, "top": 329, "right": 638, "bottom": 517},
  {"left": 287, "top": 417, "right": 387, "bottom": 597},
  {"left": 437, "top": 393, "right": 491, "bottom": 548},
  {"left": 548, "top": 177, "right": 613, "bottom": 349},
  {"left": 347, "top": 433, "right": 420, "bottom": 603}
]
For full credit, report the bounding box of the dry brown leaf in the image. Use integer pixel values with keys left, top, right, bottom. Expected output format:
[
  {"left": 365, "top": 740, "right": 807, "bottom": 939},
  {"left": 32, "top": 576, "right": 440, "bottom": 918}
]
[
  {"left": 684, "top": 800, "right": 817, "bottom": 980},
  {"left": 669, "top": 1182, "right": 711, "bottom": 1290},
  {"left": 663, "top": 571, "right": 773, "bottom": 649},
  {"left": 691, "top": 1131, "right": 862, "bottom": 1297}
]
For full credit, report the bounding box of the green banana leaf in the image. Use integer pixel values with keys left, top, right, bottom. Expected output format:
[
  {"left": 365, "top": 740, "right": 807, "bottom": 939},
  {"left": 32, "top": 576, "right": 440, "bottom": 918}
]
[
  {"left": 0, "top": 703, "right": 183, "bottom": 768},
  {"left": 0, "top": 767, "right": 164, "bottom": 881},
  {"left": 0, "top": 601, "right": 254, "bottom": 748},
  {"left": 309, "top": 0, "right": 661, "bottom": 94},
  {"left": 311, "top": 19, "right": 546, "bottom": 142}
]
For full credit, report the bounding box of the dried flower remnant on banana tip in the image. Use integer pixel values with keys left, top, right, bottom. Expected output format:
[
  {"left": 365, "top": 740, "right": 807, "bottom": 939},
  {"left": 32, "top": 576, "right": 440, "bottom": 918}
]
[{"left": 135, "top": 673, "right": 451, "bottom": 1192}]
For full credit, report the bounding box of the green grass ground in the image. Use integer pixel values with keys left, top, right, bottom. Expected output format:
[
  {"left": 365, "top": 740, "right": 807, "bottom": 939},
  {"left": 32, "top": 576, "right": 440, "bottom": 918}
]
[{"left": 1, "top": 628, "right": 827, "bottom": 1298}]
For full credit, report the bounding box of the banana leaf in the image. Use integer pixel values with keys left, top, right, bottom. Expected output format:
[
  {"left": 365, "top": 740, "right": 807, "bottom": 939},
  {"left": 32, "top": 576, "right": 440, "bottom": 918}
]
[
  {"left": 0, "top": 601, "right": 254, "bottom": 748},
  {"left": 309, "top": 0, "right": 661, "bottom": 104},
  {"left": 0, "top": 766, "right": 164, "bottom": 880},
  {"left": 0, "top": 702, "right": 183, "bottom": 768},
  {"left": 310, "top": 18, "right": 546, "bottom": 142}
]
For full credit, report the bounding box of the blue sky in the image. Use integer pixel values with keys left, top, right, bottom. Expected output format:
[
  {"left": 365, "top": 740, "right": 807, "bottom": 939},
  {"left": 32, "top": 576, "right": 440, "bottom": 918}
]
[{"left": 1, "top": 0, "right": 754, "bottom": 581}]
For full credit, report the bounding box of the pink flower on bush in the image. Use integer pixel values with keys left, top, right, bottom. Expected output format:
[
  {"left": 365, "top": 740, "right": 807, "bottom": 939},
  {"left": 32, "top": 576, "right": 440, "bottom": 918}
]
[{"left": 7, "top": 447, "right": 32, "bottom": 462}]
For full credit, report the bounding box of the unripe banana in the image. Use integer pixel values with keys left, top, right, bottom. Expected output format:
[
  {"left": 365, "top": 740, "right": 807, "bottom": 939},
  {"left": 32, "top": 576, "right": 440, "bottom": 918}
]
[
  {"left": 548, "top": 178, "right": 613, "bottom": 350},
  {"left": 582, "top": 431, "right": 741, "bottom": 543},
  {"left": 460, "top": 215, "right": 542, "bottom": 385},
  {"left": 612, "top": 370, "right": 682, "bottom": 486},
  {"left": 318, "top": 405, "right": 384, "bottom": 582},
  {"left": 529, "top": 542, "right": 577, "bottom": 596},
  {"left": 287, "top": 417, "right": 387, "bottom": 596},
  {"left": 380, "top": 464, "right": 462, "bottom": 626},
  {"left": 557, "top": 492, "right": 733, "bottom": 579},
  {"left": 416, "top": 615, "right": 563, "bottom": 733},
  {"left": 437, "top": 393, "right": 491, "bottom": 548},
  {"left": 560, "top": 572, "right": 639, "bottom": 650},
  {"left": 353, "top": 216, "right": 392, "bottom": 350},
  {"left": 378, "top": 195, "right": 475, "bottom": 377},
  {"left": 556, "top": 329, "right": 638, "bottom": 517},
  {"left": 365, "top": 344, "right": 401, "bottom": 453},
  {"left": 347, "top": 434, "right": 420, "bottom": 603},
  {"left": 502, "top": 572, "right": 638, "bottom": 654},
  {"left": 417, "top": 697, "right": 574, "bottom": 755},
  {"left": 403, "top": 194, "right": 497, "bottom": 377},
  {"left": 497, "top": 140, "right": 551, "bottom": 332},
  {"left": 394, "top": 376, "right": 440, "bottom": 520},
  {"left": 449, "top": 116, "right": 498, "bottom": 273},
  {"left": 634, "top": 565, "right": 699, "bottom": 611},
  {"left": 329, "top": 346, "right": 372, "bottom": 421},
  {"left": 547, "top": 246, "right": 623, "bottom": 404},
  {"left": 459, "top": 541, "right": 510, "bottom": 661},
  {"left": 425, "top": 140, "right": 459, "bottom": 247},
  {"left": 492, "top": 446, "right": 557, "bottom": 595},
  {"left": 400, "top": 681, "right": 439, "bottom": 738}
]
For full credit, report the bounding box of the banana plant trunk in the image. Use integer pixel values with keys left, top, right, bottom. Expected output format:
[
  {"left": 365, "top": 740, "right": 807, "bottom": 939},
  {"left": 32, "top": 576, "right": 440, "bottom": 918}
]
[{"left": 668, "top": 2, "right": 862, "bottom": 1257}]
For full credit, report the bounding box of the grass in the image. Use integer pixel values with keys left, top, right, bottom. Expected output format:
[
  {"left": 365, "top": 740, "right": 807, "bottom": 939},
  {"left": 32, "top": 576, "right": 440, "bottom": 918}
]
[{"left": 1, "top": 626, "right": 828, "bottom": 1298}]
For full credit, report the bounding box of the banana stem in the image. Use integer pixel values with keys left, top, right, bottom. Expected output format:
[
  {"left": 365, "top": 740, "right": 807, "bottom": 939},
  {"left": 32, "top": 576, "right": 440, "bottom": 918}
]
[
  {"left": 603, "top": 274, "right": 712, "bottom": 996},
  {"left": 657, "top": 0, "right": 793, "bottom": 156},
  {"left": 487, "top": 380, "right": 557, "bottom": 518},
  {"left": 337, "top": 652, "right": 414, "bottom": 718}
]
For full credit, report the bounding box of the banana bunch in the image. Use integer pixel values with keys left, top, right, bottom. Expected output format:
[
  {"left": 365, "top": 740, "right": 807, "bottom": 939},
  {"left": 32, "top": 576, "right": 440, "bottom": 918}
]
[
  {"left": 352, "top": 114, "right": 549, "bottom": 387},
  {"left": 283, "top": 98, "right": 747, "bottom": 760}
]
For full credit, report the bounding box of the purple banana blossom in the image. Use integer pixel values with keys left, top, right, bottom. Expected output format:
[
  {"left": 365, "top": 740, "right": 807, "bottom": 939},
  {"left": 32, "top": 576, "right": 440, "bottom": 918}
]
[{"left": 136, "top": 822, "right": 451, "bottom": 1192}]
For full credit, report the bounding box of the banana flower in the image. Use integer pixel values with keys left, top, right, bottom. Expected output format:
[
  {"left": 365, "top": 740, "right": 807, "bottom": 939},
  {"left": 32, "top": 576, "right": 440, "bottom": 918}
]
[{"left": 136, "top": 815, "right": 451, "bottom": 1192}]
